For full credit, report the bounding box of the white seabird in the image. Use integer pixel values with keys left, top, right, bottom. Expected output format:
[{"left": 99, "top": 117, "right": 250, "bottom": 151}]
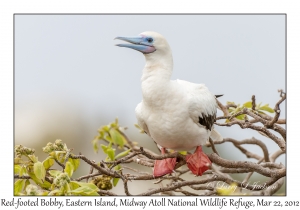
[{"left": 115, "top": 31, "right": 222, "bottom": 177}]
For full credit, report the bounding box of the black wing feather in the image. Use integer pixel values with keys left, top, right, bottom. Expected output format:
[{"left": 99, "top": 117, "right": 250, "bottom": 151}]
[{"left": 199, "top": 113, "right": 216, "bottom": 131}]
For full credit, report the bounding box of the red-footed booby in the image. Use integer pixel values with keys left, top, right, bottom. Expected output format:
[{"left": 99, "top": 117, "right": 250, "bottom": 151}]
[{"left": 115, "top": 31, "right": 222, "bottom": 177}]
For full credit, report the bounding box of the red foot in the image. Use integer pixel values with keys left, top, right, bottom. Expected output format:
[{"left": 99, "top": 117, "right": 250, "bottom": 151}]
[
  {"left": 186, "top": 146, "right": 211, "bottom": 176},
  {"left": 153, "top": 148, "right": 177, "bottom": 177}
]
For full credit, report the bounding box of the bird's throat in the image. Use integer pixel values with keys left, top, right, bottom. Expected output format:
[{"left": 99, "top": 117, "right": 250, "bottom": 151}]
[{"left": 141, "top": 50, "right": 174, "bottom": 106}]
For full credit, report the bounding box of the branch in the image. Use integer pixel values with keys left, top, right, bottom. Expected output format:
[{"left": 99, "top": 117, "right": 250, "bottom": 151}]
[
  {"left": 208, "top": 153, "right": 286, "bottom": 178},
  {"left": 208, "top": 137, "right": 270, "bottom": 162}
]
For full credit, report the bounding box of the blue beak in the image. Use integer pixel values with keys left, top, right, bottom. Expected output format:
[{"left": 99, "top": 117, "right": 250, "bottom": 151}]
[{"left": 115, "top": 36, "right": 156, "bottom": 54}]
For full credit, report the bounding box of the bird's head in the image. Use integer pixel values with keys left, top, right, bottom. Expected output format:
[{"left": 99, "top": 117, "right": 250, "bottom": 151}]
[{"left": 115, "top": 31, "right": 171, "bottom": 57}]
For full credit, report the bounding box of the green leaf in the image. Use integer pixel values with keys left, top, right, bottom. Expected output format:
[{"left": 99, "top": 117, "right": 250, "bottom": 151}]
[
  {"left": 62, "top": 182, "right": 71, "bottom": 193},
  {"left": 110, "top": 128, "right": 125, "bottom": 148},
  {"left": 102, "top": 125, "right": 110, "bottom": 132},
  {"left": 24, "top": 179, "right": 30, "bottom": 189},
  {"left": 107, "top": 148, "right": 115, "bottom": 161},
  {"left": 24, "top": 179, "right": 31, "bottom": 191},
  {"left": 34, "top": 161, "right": 46, "bottom": 182},
  {"left": 69, "top": 186, "right": 88, "bottom": 194},
  {"left": 258, "top": 110, "right": 267, "bottom": 115},
  {"left": 28, "top": 155, "right": 38, "bottom": 163},
  {"left": 235, "top": 114, "right": 245, "bottom": 120},
  {"left": 87, "top": 191, "right": 100, "bottom": 196},
  {"left": 179, "top": 151, "right": 187, "bottom": 155},
  {"left": 134, "top": 123, "right": 145, "bottom": 133},
  {"left": 40, "top": 181, "right": 52, "bottom": 189},
  {"left": 243, "top": 101, "right": 252, "bottom": 108},
  {"left": 38, "top": 191, "right": 49, "bottom": 196},
  {"left": 70, "top": 186, "right": 99, "bottom": 195},
  {"left": 19, "top": 166, "right": 27, "bottom": 176},
  {"left": 97, "top": 130, "right": 105, "bottom": 138},
  {"left": 105, "top": 135, "right": 112, "bottom": 142},
  {"left": 115, "top": 149, "right": 131, "bottom": 159},
  {"left": 48, "top": 170, "right": 62, "bottom": 178},
  {"left": 69, "top": 182, "right": 99, "bottom": 195},
  {"left": 100, "top": 144, "right": 108, "bottom": 154},
  {"left": 27, "top": 170, "right": 41, "bottom": 184},
  {"left": 114, "top": 164, "right": 121, "bottom": 171},
  {"left": 48, "top": 189, "right": 64, "bottom": 196},
  {"left": 27, "top": 170, "right": 50, "bottom": 189},
  {"left": 49, "top": 151, "right": 66, "bottom": 162},
  {"left": 228, "top": 108, "right": 235, "bottom": 113},
  {"left": 14, "top": 165, "right": 21, "bottom": 174},
  {"left": 56, "top": 151, "right": 67, "bottom": 163},
  {"left": 259, "top": 105, "right": 275, "bottom": 113},
  {"left": 14, "top": 179, "right": 26, "bottom": 195},
  {"left": 72, "top": 181, "right": 99, "bottom": 191},
  {"left": 64, "top": 162, "right": 74, "bottom": 177},
  {"left": 256, "top": 102, "right": 262, "bottom": 109},
  {"left": 112, "top": 178, "right": 120, "bottom": 187},
  {"left": 68, "top": 158, "right": 80, "bottom": 171},
  {"left": 43, "top": 157, "right": 55, "bottom": 170},
  {"left": 92, "top": 138, "right": 99, "bottom": 153},
  {"left": 69, "top": 181, "right": 80, "bottom": 190},
  {"left": 14, "top": 157, "right": 23, "bottom": 164},
  {"left": 63, "top": 143, "right": 68, "bottom": 151}
]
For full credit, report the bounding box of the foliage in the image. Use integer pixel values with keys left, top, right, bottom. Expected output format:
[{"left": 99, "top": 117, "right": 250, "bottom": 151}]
[
  {"left": 226, "top": 101, "right": 274, "bottom": 122},
  {"left": 14, "top": 119, "right": 131, "bottom": 196},
  {"left": 14, "top": 141, "right": 98, "bottom": 195}
]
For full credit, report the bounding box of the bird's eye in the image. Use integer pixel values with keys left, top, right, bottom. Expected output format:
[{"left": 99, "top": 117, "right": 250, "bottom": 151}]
[{"left": 147, "top": 38, "right": 153, "bottom": 43}]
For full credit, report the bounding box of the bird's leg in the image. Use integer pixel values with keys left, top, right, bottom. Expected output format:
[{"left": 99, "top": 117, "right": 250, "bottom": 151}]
[
  {"left": 153, "top": 148, "right": 177, "bottom": 178},
  {"left": 186, "top": 146, "right": 211, "bottom": 176}
]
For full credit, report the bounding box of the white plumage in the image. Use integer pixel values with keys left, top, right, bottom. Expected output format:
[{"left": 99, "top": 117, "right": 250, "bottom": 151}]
[
  {"left": 115, "top": 31, "right": 221, "bottom": 176},
  {"left": 136, "top": 79, "right": 218, "bottom": 151}
]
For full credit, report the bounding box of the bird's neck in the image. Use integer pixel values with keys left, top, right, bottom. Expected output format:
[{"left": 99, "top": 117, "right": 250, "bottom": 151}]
[
  {"left": 141, "top": 52, "right": 173, "bottom": 106},
  {"left": 141, "top": 51, "right": 173, "bottom": 82}
]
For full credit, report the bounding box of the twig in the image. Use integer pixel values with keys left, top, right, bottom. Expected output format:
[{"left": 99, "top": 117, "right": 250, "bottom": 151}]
[
  {"left": 208, "top": 153, "right": 286, "bottom": 178},
  {"left": 75, "top": 173, "right": 102, "bottom": 181},
  {"left": 252, "top": 95, "right": 256, "bottom": 111},
  {"left": 270, "top": 150, "right": 285, "bottom": 162},
  {"left": 14, "top": 175, "right": 30, "bottom": 179},
  {"left": 86, "top": 160, "right": 95, "bottom": 182},
  {"left": 207, "top": 137, "right": 270, "bottom": 162},
  {"left": 70, "top": 154, "right": 123, "bottom": 179},
  {"left": 123, "top": 179, "right": 131, "bottom": 196},
  {"left": 266, "top": 90, "right": 286, "bottom": 128},
  {"left": 98, "top": 190, "right": 118, "bottom": 196},
  {"left": 122, "top": 165, "right": 152, "bottom": 175},
  {"left": 54, "top": 159, "right": 65, "bottom": 170},
  {"left": 215, "top": 120, "right": 286, "bottom": 151},
  {"left": 209, "top": 137, "right": 219, "bottom": 156}
]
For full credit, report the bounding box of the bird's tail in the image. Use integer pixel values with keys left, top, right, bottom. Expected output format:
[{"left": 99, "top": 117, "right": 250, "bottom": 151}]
[
  {"left": 215, "top": 94, "right": 224, "bottom": 98},
  {"left": 210, "top": 129, "right": 223, "bottom": 142}
]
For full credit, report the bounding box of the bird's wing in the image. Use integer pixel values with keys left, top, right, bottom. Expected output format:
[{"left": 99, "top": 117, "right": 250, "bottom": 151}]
[
  {"left": 176, "top": 79, "right": 218, "bottom": 131},
  {"left": 210, "top": 129, "right": 223, "bottom": 141},
  {"left": 135, "top": 101, "right": 150, "bottom": 135}
]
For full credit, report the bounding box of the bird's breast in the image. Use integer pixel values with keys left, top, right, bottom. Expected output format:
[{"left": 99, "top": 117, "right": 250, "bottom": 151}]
[
  {"left": 140, "top": 97, "right": 210, "bottom": 151},
  {"left": 139, "top": 77, "right": 212, "bottom": 151}
]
